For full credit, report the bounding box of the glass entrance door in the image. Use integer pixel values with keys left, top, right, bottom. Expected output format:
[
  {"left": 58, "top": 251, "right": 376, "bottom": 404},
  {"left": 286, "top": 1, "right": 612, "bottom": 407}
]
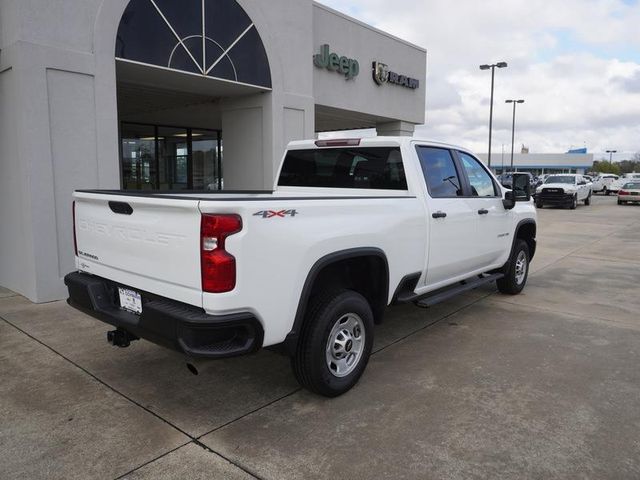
[
  {"left": 158, "top": 127, "right": 189, "bottom": 190},
  {"left": 120, "top": 124, "right": 157, "bottom": 190},
  {"left": 120, "top": 123, "right": 222, "bottom": 191}
]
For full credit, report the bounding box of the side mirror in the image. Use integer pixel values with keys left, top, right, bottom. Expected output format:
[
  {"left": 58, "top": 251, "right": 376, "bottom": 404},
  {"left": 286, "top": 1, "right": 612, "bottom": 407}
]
[
  {"left": 503, "top": 190, "right": 516, "bottom": 210},
  {"left": 512, "top": 173, "right": 531, "bottom": 201}
]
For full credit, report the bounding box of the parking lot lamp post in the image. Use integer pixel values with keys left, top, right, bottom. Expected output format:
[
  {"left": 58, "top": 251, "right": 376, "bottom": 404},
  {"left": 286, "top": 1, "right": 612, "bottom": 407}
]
[
  {"left": 505, "top": 99, "right": 525, "bottom": 170},
  {"left": 606, "top": 149, "right": 617, "bottom": 163},
  {"left": 480, "top": 62, "right": 508, "bottom": 168}
]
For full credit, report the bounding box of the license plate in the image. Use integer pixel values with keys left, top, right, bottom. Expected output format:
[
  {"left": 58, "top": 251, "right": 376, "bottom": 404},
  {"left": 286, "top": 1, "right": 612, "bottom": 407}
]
[{"left": 118, "top": 287, "right": 142, "bottom": 314}]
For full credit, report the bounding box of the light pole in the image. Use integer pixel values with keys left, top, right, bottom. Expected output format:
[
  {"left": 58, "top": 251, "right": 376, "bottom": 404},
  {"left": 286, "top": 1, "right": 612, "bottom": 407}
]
[
  {"left": 605, "top": 149, "right": 617, "bottom": 162},
  {"left": 480, "top": 62, "right": 508, "bottom": 168},
  {"left": 505, "top": 99, "right": 525, "bottom": 171}
]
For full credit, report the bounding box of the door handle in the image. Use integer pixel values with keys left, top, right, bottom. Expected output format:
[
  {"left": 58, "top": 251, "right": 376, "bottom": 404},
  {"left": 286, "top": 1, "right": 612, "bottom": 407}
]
[
  {"left": 432, "top": 211, "right": 447, "bottom": 219},
  {"left": 477, "top": 208, "right": 489, "bottom": 215}
]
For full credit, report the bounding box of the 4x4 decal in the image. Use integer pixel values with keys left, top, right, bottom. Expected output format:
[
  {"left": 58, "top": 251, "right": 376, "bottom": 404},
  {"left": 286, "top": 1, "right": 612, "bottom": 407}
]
[{"left": 253, "top": 209, "right": 298, "bottom": 219}]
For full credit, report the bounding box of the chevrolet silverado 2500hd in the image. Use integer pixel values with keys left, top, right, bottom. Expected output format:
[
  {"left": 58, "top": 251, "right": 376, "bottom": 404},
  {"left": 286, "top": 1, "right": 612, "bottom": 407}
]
[{"left": 65, "top": 137, "right": 537, "bottom": 397}]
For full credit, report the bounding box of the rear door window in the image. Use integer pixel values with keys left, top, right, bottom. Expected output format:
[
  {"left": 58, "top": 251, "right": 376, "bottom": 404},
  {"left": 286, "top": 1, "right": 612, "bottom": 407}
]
[
  {"left": 415, "top": 147, "right": 463, "bottom": 197},
  {"left": 278, "top": 147, "right": 407, "bottom": 190}
]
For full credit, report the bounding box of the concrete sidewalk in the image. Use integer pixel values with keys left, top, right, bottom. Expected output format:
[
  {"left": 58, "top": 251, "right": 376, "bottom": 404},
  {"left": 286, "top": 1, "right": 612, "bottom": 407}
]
[{"left": 2, "top": 195, "right": 639, "bottom": 479}]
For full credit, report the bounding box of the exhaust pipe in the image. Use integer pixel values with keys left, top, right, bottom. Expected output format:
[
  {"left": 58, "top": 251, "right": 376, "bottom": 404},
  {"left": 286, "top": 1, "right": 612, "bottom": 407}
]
[
  {"left": 185, "top": 357, "right": 215, "bottom": 376},
  {"left": 107, "top": 329, "right": 138, "bottom": 348}
]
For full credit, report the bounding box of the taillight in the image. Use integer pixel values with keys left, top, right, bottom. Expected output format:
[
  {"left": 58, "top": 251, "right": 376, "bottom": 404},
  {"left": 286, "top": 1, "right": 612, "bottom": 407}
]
[
  {"left": 201, "top": 214, "right": 242, "bottom": 293},
  {"left": 72, "top": 201, "right": 78, "bottom": 256},
  {"left": 619, "top": 190, "right": 629, "bottom": 196}
]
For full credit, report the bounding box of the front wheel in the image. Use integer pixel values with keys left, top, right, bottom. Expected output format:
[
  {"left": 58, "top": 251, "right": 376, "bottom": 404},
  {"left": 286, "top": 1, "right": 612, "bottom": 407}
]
[
  {"left": 618, "top": 199, "right": 624, "bottom": 205},
  {"left": 584, "top": 193, "right": 591, "bottom": 205},
  {"left": 291, "top": 289, "right": 374, "bottom": 397},
  {"left": 497, "top": 239, "right": 530, "bottom": 295},
  {"left": 569, "top": 194, "right": 578, "bottom": 209}
]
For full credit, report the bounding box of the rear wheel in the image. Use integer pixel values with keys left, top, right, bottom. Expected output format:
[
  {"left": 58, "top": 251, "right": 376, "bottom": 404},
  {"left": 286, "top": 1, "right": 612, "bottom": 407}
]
[
  {"left": 497, "top": 239, "right": 530, "bottom": 295},
  {"left": 604, "top": 187, "right": 609, "bottom": 196},
  {"left": 536, "top": 200, "right": 543, "bottom": 208},
  {"left": 291, "top": 289, "right": 374, "bottom": 397},
  {"left": 618, "top": 199, "right": 624, "bottom": 205}
]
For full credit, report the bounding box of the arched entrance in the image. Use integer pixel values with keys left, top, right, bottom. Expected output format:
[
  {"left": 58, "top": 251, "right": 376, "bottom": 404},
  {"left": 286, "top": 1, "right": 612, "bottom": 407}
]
[{"left": 114, "top": 0, "right": 272, "bottom": 190}]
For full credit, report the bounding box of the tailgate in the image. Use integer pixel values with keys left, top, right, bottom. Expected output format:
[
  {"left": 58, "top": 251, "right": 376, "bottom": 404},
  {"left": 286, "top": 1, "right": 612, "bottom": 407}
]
[{"left": 73, "top": 192, "right": 202, "bottom": 307}]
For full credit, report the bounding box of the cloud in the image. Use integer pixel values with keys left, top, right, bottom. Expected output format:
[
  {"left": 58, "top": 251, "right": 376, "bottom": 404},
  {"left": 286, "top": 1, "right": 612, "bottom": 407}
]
[{"left": 318, "top": 0, "right": 640, "bottom": 156}]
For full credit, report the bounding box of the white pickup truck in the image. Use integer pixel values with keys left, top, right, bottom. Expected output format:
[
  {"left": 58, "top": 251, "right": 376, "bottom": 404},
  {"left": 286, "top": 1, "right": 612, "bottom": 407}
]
[
  {"left": 534, "top": 173, "right": 592, "bottom": 209},
  {"left": 609, "top": 173, "right": 640, "bottom": 194},
  {"left": 65, "top": 137, "right": 537, "bottom": 396}
]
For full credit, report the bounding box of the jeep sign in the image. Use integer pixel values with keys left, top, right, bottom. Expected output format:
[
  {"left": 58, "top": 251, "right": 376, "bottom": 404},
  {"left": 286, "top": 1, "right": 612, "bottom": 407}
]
[{"left": 313, "top": 44, "right": 359, "bottom": 80}]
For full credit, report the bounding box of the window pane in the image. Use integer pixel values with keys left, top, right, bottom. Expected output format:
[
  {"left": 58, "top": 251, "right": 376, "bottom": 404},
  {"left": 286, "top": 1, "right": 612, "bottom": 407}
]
[
  {"left": 416, "top": 147, "right": 462, "bottom": 197},
  {"left": 121, "top": 124, "right": 157, "bottom": 190},
  {"left": 115, "top": 0, "right": 178, "bottom": 67},
  {"left": 278, "top": 147, "right": 407, "bottom": 190},
  {"left": 459, "top": 152, "right": 497, "bottom": 196},
  {"left": 192, "top": 130, "right": 220, "bottom": 190},
  {"left": 158, "top": 127, "right": 189, "bottom": 190}
]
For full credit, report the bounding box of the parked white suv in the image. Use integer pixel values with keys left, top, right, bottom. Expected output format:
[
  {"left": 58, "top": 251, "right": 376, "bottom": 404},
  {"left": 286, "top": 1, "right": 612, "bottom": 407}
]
[
  {"left": 65, "top": 137, "right": 537, "bottom": 396},
  {"left": 535, "top": 174, "right": 592, "bottom": 209}
]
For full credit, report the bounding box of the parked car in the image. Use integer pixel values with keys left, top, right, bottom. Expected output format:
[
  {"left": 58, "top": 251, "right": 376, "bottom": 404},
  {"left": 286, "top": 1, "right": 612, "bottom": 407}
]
[
  {"left": 610, "top": 173, "right": 640, "bottom": 194},
  {"left": 65, "top": 137, "right": 537, "bottom": 397},
  {"left": 592, "top": 173, "right": 619, "bottom": 195},
  {"left": 618, "top": 182, "right": 640, "bottom": 205},
  {"left": 535, "top": 174, "right": 592, "bottom": 209}
]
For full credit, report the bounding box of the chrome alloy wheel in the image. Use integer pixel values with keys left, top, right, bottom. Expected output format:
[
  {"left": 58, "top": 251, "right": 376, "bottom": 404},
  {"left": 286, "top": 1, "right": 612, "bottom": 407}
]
[
  {"left": 515, "top": 250, "right": 528, "bottom": 285},
  {"left": 325, "top": 313, "right": 365, "bottom": 378}
]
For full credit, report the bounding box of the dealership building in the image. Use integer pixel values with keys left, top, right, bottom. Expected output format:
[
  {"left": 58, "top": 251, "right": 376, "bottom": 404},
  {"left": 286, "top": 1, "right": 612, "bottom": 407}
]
[
  {"left": 0, "top": 0, "right": 426, "bottom": 302},
  {"left": 478, "top": 152, "right": 594, "bottom": 176}
]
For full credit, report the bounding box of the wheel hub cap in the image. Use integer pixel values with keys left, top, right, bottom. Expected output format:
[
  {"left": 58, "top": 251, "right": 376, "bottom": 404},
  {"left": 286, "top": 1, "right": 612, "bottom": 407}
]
[
  {"left": 325, "top": 313, "right": 365, "bottom": 378},
  {"left": 515, "top": 251, "right": 528, "bottom": 285}
]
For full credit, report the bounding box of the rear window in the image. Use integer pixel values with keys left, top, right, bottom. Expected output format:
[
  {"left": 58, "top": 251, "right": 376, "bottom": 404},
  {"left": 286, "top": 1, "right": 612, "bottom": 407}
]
[{"left": 278, "top": 147, "right": 407, "bottom": 190}]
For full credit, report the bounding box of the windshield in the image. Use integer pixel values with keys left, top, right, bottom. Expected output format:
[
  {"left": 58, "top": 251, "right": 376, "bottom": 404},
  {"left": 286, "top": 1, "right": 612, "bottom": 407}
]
[
  {"left": 545, "top": 175, "right": 575, "bottom": 185},
  {"left": 623, "top": 182, "right": 640, "bottom": 189}
]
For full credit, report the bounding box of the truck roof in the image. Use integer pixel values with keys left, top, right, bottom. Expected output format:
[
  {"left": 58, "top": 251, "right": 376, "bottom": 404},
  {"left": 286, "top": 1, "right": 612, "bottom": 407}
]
[{"left": 286, "top": 137, "right": 474, "bottom": 155}]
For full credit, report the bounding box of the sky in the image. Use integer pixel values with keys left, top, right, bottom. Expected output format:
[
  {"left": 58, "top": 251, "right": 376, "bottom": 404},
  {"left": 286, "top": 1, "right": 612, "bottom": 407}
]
[{"left": 318, "top": 0, "right": 640, "bottom": 160}]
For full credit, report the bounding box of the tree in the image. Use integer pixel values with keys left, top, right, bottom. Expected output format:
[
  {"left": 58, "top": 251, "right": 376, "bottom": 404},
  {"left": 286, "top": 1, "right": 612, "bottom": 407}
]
[{"left": 592, "top": 160, "right": 621, "bottom": 175}]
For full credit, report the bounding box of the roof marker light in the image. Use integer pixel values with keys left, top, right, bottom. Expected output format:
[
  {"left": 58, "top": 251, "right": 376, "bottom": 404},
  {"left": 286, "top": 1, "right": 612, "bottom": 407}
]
[{"left": 314, "top": 138, "right": 361, "bottom": 147}]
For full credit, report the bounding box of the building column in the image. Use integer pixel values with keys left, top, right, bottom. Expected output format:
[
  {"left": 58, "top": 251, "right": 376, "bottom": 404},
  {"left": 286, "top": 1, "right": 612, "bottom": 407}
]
[{"left": 376, "top": 120, "right": 415, "bottom": 137}]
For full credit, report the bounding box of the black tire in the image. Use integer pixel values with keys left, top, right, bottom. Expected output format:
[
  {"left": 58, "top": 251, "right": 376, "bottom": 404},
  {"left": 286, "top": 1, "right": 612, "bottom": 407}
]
[
  {"left": 497, "top": 239, "right": 530, "bottom": 295},
  {"left": 291, "top": 289, "right": 374, "bottom": 397},
  {"left": 584, "top": 193, "right": 591, "bottom": 205},
  {"left": 569, "top": 194, "right": 577, "bottom": 209},
  {"left": 618, "top": 199, "right": 623, "bottom": 205},
  {"left": 536, "top": 201, "right": 543, "bottom": 208},
  {"left": 604, "top": 188, "right": 609, "bottom": 196}
]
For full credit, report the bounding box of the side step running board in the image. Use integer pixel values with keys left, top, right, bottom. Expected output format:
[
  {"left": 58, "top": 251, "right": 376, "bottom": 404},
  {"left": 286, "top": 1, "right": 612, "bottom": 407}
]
[{"left": 402, "top": 273, "right": 504, "bottom": 308}]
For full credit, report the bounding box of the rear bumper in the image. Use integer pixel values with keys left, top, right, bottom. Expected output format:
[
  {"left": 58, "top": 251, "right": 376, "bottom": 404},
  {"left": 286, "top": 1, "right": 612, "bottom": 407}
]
[{"left": 64, "top": 272, "right": 263, "bottom": 358}]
